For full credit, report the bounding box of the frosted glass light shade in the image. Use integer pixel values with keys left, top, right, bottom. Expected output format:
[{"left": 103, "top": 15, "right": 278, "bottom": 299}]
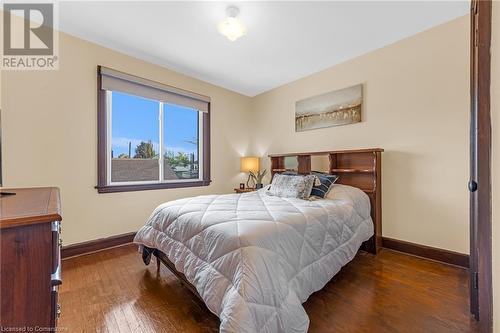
[{"left": 217, "top": 17, "right": 247, "bottom": 42}]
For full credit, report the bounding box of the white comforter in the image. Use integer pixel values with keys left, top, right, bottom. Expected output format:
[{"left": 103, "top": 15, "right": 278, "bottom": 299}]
[{"left": 134, "top": 184, "right": 373, "bottom": 333}]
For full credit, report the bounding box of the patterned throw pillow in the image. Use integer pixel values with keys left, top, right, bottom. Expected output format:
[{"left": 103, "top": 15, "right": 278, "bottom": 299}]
[
  {"left": 267, "top": 174, "right": 316, "bottom": 199},
  {"left": 310, "top": 172, "right": 339, "bottom": 198}
]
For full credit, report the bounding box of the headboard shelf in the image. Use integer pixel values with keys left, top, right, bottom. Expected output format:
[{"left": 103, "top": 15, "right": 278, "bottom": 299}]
[
  {"left": 268, "top": 148, "right": 383, "bottom": 254},
  {"left": 330, "top": 168, "right": 374, "bottom": 173},
  {"left": 272, "top": 168, "right": 374, "bottom": 174},
  {"left": 268, "top": 148, "right": 383, "bottom": 158}
]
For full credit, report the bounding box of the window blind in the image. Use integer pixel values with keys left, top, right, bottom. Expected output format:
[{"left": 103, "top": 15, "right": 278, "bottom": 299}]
[{"left": 99, "top": 66, "right": 210, "bottom": 112}]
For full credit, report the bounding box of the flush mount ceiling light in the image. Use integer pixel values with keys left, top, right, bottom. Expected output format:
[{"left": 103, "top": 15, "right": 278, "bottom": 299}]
[{"left": 217, "top": 5, "right": 247, "bottom": 42}]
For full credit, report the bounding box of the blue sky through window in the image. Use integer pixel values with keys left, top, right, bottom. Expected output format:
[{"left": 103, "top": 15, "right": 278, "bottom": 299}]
[
  {"left": 164, "top": 102, "right": 199, "bottom": 160},
  {"left": 111, "top": 91, "right": 198, "bottom": 158}
]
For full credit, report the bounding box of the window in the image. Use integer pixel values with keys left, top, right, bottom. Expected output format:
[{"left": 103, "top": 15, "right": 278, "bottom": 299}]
[
  {"left": 110, "top": 92, "right": 160, "bottom": 183},
  {"left": 97, "top": 66, "right": 210, "bottom": 193},
  {"left": 163, "top": 103, "right": 200, "bottom": 181}
]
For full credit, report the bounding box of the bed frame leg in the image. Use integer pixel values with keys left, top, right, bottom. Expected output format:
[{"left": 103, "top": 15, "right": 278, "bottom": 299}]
[
  {"left": 156, "top": 255, "right": 161, "bottom": 275},
  {"left": 142, "top": 246, "right": 153, "bottom": 265},
  {"left": 362, "top": 237, "right": 379, "bottom": 255}
]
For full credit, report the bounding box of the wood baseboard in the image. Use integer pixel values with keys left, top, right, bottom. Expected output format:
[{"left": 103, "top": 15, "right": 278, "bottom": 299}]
[
  {"left": 62, "top": 232, "right": 136, "bottom": 259},
  {"left": 62, "top": 232, "right": 469, "bottom": 269},
  {"left": 382, "top": 237, "right": 469, "bottom": 268}
]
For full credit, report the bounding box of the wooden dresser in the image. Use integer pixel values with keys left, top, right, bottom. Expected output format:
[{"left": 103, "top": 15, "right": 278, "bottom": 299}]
[{"left": 0, "top": 187, "right": 62, "bottom": 331}]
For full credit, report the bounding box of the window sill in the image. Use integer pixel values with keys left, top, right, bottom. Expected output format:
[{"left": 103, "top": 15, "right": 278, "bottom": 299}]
[{"left": 95, "top": 180, "right": 211, "bottom": 193}]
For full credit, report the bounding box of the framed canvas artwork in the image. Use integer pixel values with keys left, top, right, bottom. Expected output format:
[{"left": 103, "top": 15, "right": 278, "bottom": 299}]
[{"left": 295, "top": 84, "right": 362, "bottom": 132}]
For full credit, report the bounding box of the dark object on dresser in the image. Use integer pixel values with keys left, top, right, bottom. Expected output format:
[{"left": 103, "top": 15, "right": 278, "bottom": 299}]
[{"left": 0, "top": 187, "right": 62, "bottom": 331}]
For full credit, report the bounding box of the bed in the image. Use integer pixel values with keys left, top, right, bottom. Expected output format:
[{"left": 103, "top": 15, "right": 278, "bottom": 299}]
[{"left": 134, "top": 148, "right": 383, "bottom": 333}]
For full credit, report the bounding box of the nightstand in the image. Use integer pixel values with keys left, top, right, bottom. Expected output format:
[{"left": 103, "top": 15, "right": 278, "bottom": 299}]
[{"left": 234, "top": 188, "right": 255, "bottom": 194}]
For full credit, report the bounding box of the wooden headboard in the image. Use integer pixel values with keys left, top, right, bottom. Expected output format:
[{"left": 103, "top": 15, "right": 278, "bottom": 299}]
[{"left": 268, "top": 148, "right": 383, "bottom": 254}]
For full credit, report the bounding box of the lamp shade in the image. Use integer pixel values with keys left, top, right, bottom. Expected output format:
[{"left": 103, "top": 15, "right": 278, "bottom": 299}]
[{"left": 240, "top": 157, "right": 260, "bottom": 173}]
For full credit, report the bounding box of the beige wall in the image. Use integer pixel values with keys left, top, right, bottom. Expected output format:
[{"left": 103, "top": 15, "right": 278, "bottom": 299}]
[
  {"left": 251, "top": 16, "right": 470, "bottom": 254},
  {"left": 1, "top": 14, "right": 472, "bottom": 256},
  {"left": 1, "top": 31, "right": 252, "bottom": 245},
  {"left": 492, "top": 2, "right": 499, "bottom": 332}
]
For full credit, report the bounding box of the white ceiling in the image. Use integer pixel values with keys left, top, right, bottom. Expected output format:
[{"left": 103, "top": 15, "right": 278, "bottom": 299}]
[{"left": 59, "top": 1, "right": 469, "bottom": 96}]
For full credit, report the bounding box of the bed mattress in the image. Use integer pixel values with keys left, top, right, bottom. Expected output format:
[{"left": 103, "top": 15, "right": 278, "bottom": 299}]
[{"left": 134, "top": 184, "right": 373, "bottom": 333}]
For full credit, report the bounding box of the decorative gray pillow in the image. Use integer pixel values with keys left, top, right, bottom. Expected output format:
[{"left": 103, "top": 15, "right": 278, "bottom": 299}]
[{"left": 267, "top": 174, "right": 316, "bottom": 199}]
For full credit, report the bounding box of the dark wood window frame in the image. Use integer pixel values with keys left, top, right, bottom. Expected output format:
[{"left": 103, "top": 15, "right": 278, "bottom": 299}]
[{"left": 96, "top": 66, "right": 211, "bottom": 194}]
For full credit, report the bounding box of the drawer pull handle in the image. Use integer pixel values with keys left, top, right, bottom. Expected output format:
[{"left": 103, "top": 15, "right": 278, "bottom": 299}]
[{"left": 51, "top": 263, "right": 62, "bottom": 286}]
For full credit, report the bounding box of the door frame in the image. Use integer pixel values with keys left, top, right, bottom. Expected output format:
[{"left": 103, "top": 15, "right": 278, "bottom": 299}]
[{"left": 469, "top": 0, "right": 493, "bottom": 331}]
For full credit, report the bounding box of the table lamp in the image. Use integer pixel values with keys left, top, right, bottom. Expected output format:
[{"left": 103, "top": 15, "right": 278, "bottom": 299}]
[{"left": 240, "top": 157, "right": 260, "bottom": 189}]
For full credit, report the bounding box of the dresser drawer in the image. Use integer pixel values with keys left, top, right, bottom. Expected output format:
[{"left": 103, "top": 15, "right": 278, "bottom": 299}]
[{"left": 1, "top": 222, "right": 56, "bottom": 328}]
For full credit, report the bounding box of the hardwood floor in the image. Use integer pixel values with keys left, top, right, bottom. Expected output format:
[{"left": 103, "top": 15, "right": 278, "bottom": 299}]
[{"left": 59, "top": 244, "right": 478, "bottom": 333}]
